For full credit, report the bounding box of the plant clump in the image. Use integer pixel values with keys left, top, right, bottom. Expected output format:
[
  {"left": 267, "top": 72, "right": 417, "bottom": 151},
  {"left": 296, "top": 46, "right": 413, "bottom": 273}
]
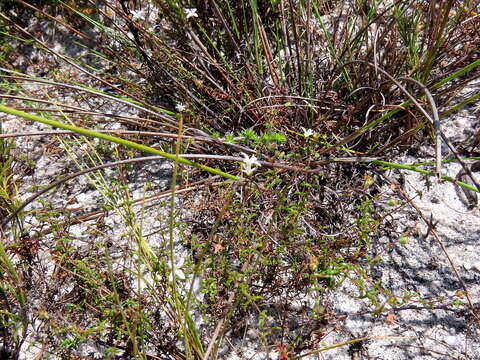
[{"left": 0, "top": 0, "right": 479, "bottom": 358}]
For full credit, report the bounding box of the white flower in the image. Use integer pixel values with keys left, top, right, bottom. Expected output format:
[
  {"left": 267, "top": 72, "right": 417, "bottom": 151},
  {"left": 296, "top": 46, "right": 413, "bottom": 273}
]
[
  {"left": 301, "top": 127, "right": 315, "bottom": 137},
  {"left": 175, "top": 104, "right": 187, "bottom": 112},
  {"left": 184, "top": 8, "right": 198, "bottom": 19},
  {"left": 240, "top": 153, "right": 261, "bottom": 175},
  {"left": 130, "top": 9, "right": 143, "bottom": 21}
]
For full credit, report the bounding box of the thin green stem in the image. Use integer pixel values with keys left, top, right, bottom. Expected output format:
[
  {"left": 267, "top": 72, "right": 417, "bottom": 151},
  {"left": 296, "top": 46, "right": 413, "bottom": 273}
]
[
  {"left": 0, "top": 104, "right": 238, "bottom": 180},
  {"left": 373, "top": 160, "right": 479, "bottom": 193}
]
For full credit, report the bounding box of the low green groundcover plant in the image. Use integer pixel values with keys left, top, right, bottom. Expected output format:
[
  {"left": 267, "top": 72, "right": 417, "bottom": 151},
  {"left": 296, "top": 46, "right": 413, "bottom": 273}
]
[{"left": 0, "top": 0, "right": 479, "bottom": 358}]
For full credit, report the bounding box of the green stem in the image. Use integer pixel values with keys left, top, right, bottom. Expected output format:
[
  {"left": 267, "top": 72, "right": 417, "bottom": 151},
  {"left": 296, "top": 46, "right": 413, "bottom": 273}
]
[
  {"left": 373, "top": 160, "right": 480, "bottom": 193},
  {"left": 0, "top": 104, "right": 238, "bottom": 180},
  {"left": 339, "top": 58, "right": 480, "bottom": 142}
]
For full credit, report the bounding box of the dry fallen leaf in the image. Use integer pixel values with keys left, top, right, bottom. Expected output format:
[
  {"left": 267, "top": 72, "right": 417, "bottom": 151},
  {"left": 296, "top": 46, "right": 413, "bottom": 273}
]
[
  {"left": 212, "top": 242, "right": 224, "bottom": 253},
  {"left": 385, "top": 312, "right": 397, "bottom": 325}
]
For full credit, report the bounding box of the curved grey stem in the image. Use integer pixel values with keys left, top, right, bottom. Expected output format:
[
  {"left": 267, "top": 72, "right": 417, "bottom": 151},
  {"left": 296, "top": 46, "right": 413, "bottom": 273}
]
[
  {"left": 399, "top": 76, "right": 480, "bottom": 191},
  {"left": 397, "top": 76, "right": 442, "bottom": 178}
]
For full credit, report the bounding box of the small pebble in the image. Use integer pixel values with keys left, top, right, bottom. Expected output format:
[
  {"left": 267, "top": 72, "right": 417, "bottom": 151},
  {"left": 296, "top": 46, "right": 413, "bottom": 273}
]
[
  {"left": 464, "top": 262, "right": 472, "bottom": 271},
  {"left": 443, "top": 335, "right": 460, "bottom": 347},
  {"left": 473, "top": 262, "right": 480, "bottom": 272}
]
